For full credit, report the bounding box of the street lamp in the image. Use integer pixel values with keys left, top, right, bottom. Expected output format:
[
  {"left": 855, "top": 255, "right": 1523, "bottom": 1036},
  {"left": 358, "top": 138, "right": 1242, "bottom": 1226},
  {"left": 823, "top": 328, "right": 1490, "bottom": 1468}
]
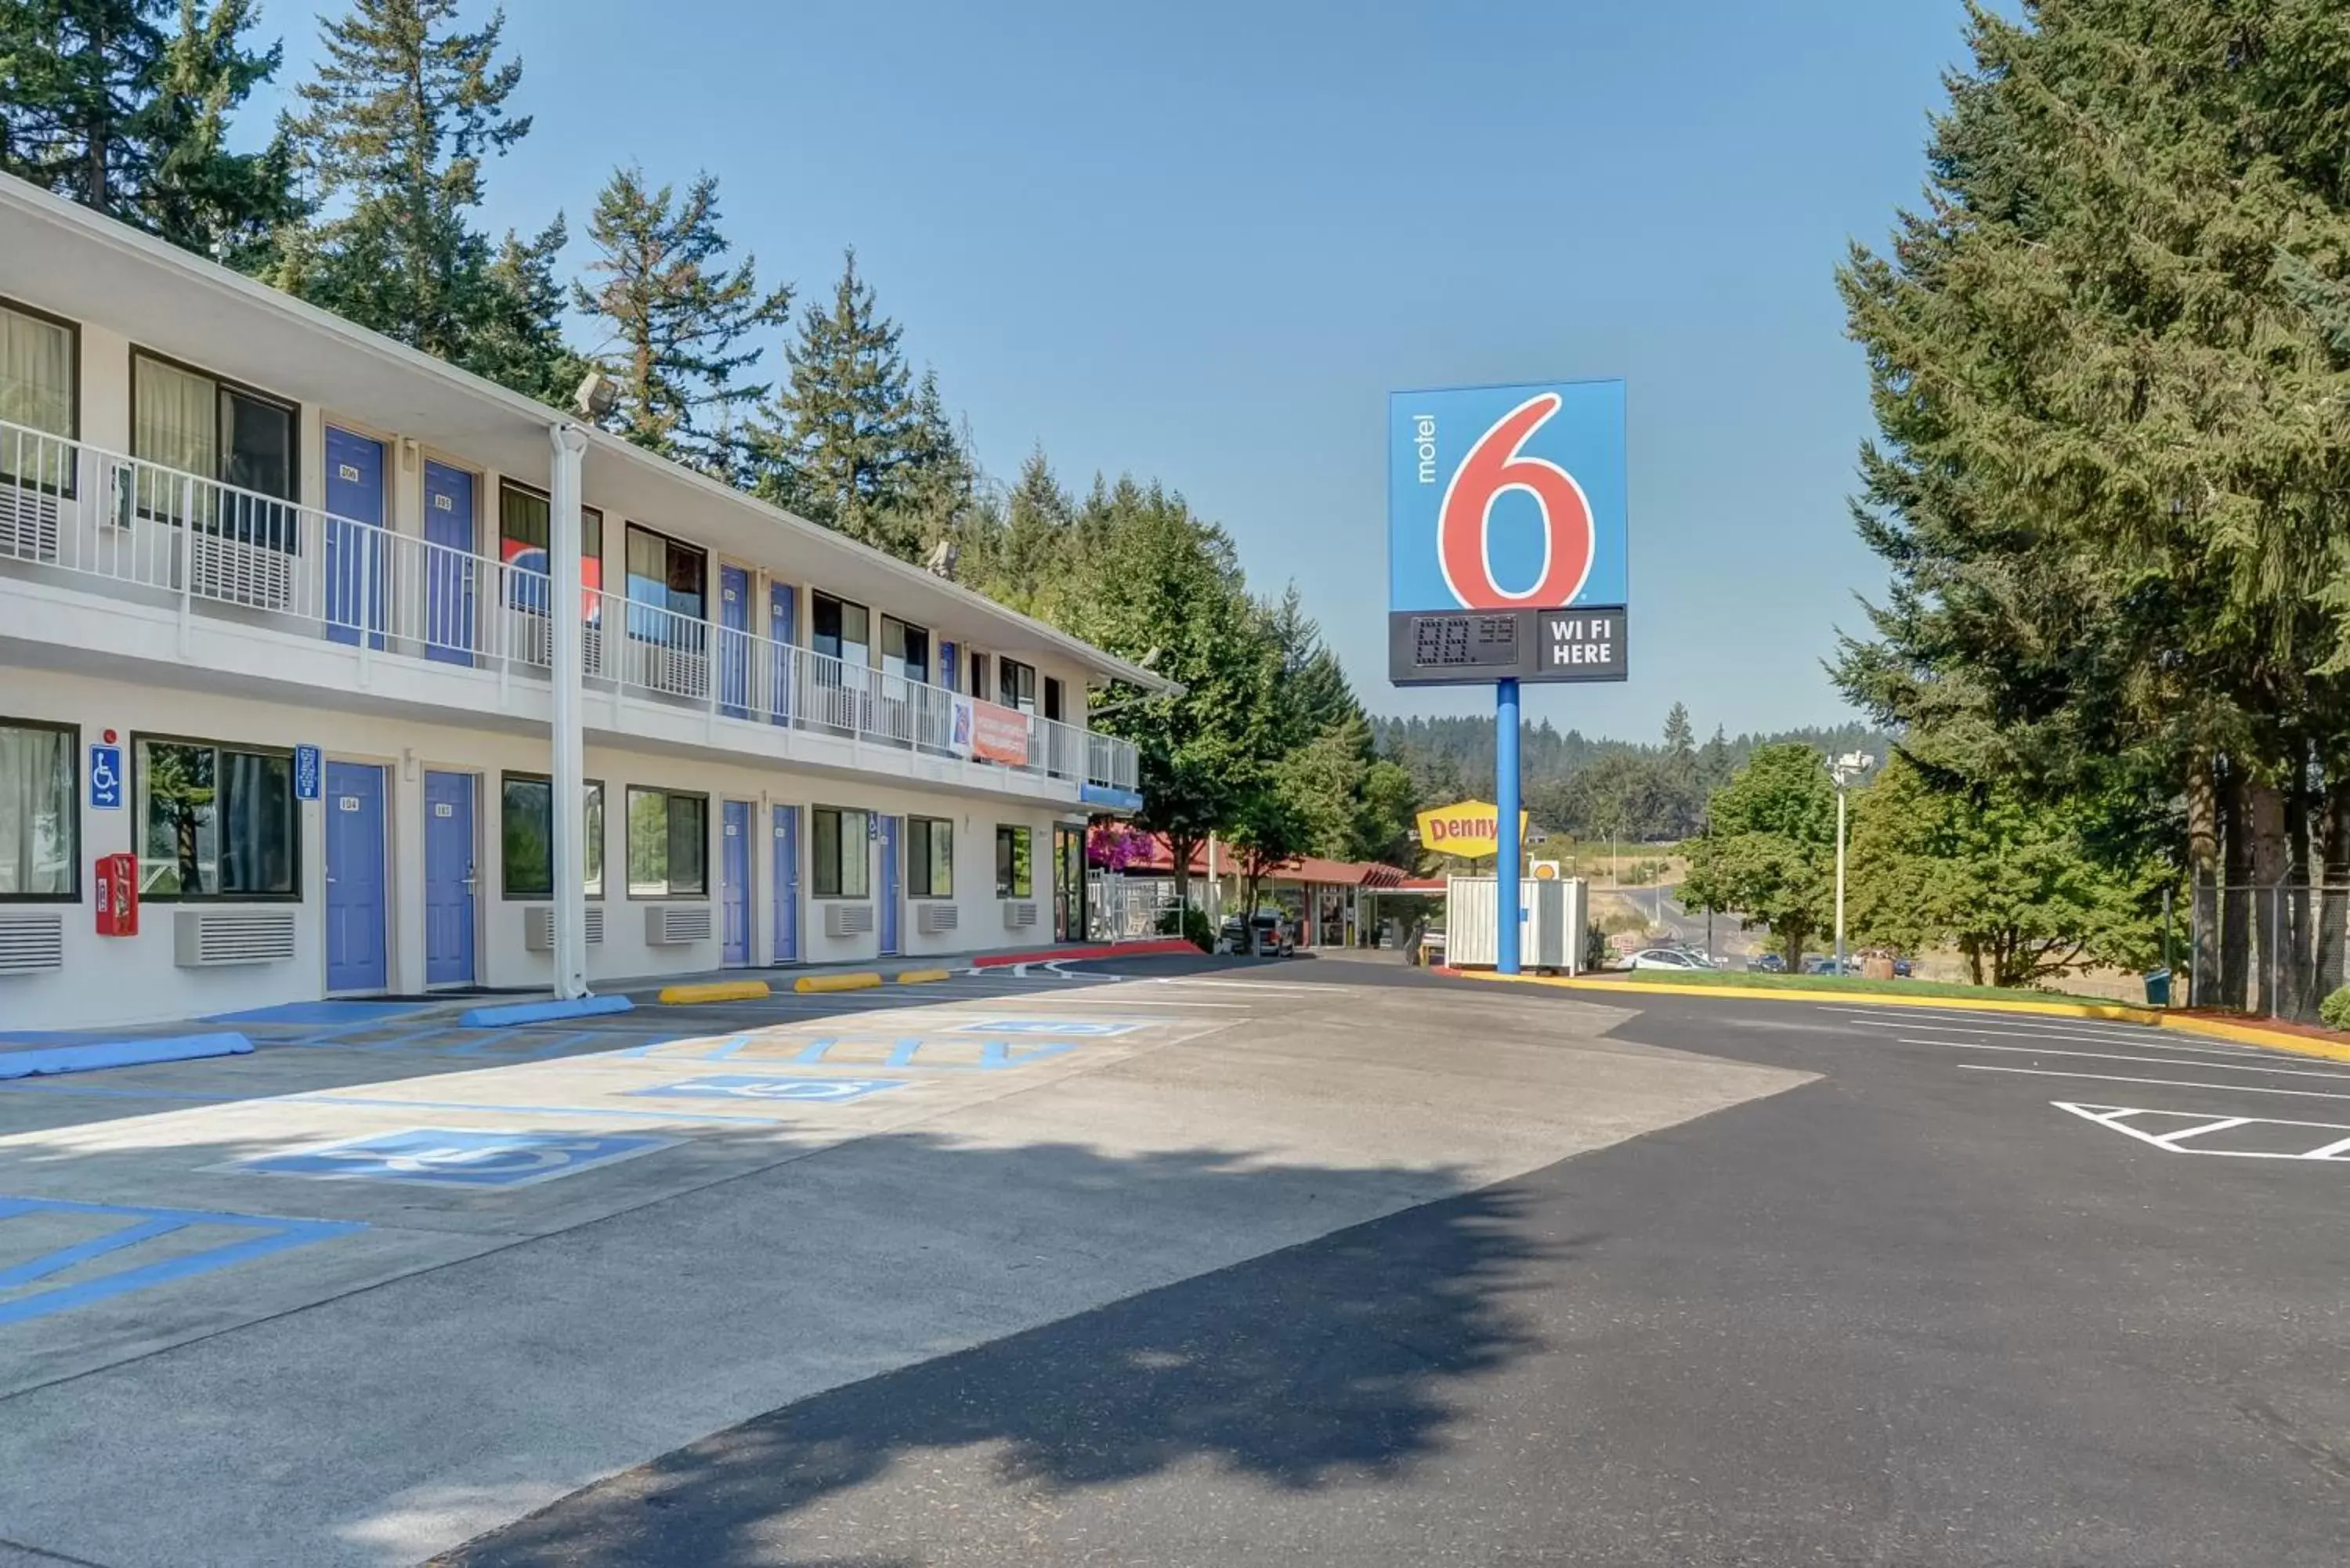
[{"left": 1827, "top": 751, "right": 1874, "bottom": 976}]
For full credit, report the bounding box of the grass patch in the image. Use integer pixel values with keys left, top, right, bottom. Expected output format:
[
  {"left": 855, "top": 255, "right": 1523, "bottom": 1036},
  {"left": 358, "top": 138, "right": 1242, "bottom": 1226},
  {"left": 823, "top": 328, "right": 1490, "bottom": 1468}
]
[{"left": 1596, "top": 966, "right": 2153, "bottom": 1010}]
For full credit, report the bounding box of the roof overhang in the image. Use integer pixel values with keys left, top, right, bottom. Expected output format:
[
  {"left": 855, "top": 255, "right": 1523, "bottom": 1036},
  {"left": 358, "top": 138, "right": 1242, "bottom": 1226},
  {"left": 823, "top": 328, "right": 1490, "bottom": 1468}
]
[{"left": 0, "top": 174, "right": 1180, "bottom": 697}]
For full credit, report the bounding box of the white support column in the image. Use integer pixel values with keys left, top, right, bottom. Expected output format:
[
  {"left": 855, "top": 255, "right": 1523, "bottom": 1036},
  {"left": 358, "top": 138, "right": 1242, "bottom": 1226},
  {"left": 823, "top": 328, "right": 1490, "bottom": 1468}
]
[{"left": 548, "top": 423, "right": 591, "bottom": 999}]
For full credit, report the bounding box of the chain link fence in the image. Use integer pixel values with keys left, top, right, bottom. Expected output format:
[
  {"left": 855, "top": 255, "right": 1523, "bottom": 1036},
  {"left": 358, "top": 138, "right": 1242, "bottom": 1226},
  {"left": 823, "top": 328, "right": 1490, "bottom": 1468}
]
[{"left": 2187, "top": 880, "right": 2350, "bottom": 1020}]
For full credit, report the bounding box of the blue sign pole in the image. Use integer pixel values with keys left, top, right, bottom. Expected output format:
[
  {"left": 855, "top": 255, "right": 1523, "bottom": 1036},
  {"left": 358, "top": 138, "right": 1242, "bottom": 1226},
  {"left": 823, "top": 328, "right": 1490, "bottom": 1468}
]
[{"left": 1495, "top": 677, "right": 1521, "bottom": 975}]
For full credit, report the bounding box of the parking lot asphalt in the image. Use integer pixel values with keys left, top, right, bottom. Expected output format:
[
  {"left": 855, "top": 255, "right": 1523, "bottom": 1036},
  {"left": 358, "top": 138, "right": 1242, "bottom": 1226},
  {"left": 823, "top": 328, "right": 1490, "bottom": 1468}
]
[
  {"left": 0, "top": 952, "right": 1806, "bottom": 1568},
  {"left": 426, "top": 976, "right": 2350, "bottom": 1568}
]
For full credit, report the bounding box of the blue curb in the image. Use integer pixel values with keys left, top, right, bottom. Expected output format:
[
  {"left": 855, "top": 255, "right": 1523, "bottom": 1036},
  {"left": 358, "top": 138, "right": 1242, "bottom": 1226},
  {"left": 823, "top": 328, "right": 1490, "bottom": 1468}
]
[
  {"left": 0, "top": 1032, "right": 254, "bottom": 1079},
  {"left": 458, "top": 994, "right": 634, "bottom": 1028}
]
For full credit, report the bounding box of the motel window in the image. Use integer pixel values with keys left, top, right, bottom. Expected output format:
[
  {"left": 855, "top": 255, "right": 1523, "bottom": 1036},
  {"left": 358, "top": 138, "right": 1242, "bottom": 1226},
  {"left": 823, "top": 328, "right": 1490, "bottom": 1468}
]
[
  {"left": 811, "top": 806, "right": 870, "bottom": 898},
  {"left": 1043, "top": 677, "right": 1064, "bottom": 723},
  {"left": 995, "top": 825, "right": 1032, "bottom": 898},
  {"left": 0, "top": 300, "right": 77, "bottom": 493},
  {"left": 624, "top": 523, "right": 706, "bottom": 627},
  {"left": 131, "top": 352, "right": 296, "bottom": 538},
  {"left": 968, "top": 650, "right": 990, "bottom": 702},
  {"left": 132, "top": 735, "right": 298, "bottom": 900},
  {"left": 812, "top": 593, "right": 871, "bottom": 671},
  {"left": 998, "top": 657, "right": 1037, "bottom": 714},
  {"left": 498, "top": 480, "right": 603, "bottom": 610},
  {"left": 0, "top": 717, "right": 78, "bottom": 901},
  {"left": 906, "top": 816, "right": 953, "bottom": 898},
  {"left": 881, "top": 616, "right": 930, "bottom": 685},
  {"left": 625, "top": 787, "right": 707, "bottom": 898},
  {"left": 499, "top": 773, "right": 604, "bottom": 900}
]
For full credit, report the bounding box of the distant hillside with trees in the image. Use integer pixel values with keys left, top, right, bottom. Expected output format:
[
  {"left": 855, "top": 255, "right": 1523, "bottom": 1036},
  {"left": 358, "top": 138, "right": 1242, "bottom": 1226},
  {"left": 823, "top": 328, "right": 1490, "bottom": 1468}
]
[{"left": 1373, "top": 709, "right": 1889, "bottom": 844}]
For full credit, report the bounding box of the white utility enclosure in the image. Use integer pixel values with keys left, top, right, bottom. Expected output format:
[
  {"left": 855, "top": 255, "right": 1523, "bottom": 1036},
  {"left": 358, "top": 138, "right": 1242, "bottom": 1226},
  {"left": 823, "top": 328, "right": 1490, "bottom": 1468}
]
[{"left": 1445, "top": 876, "right": 1589, "bottom": 972}]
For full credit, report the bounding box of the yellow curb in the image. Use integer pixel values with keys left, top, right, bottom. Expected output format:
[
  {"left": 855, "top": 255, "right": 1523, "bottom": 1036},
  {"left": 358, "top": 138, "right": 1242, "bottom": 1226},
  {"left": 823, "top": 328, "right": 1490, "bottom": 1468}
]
[
  {"left": 794, "top": 971, "right": 883, "bottom": 994},
  {"left": 656, "top": 980, "right": 772, "bottom": 1005},
  {"left": 2157, "top": 1013, "right": 2350, "bottom": 1065},
  {"left": 894, "top": 968, "right": 952, "bottom": 985},
  {"left": 1455, "top": 970, "right": 2153, "bottom": 1021},
  {"left": 1460, "top": 969, "right": 2350, "bottom": 1064}
]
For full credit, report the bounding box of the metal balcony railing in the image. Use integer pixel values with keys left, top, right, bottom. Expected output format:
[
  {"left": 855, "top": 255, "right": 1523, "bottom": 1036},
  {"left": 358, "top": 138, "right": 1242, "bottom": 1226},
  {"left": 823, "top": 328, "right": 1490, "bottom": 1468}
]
[{"left": 0, "top": 417, "right": 1142, "bottom": 796}]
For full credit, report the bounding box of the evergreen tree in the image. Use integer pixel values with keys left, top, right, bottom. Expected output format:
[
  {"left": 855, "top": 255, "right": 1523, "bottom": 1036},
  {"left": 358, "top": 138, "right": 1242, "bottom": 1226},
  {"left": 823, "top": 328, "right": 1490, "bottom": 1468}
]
[
  {"left": 1833, "top": 2, "right": 2350, "bottom": 1012},
  {"left": 892, "top": 369, "right": 979, "bottom": 560},
  {"left": 752, "top": 247, "right": 922, "bottom": 554},
  {"left": 1698, "top": 724, "right": 1734, "bottom": 793},
  {"left": 0, "top": 0, "right": 298, "bottom": 265},
  {"left": 571, "top": 166, "right": 790, "bottom": 471},
  {"left": 281, "top": 0, "right": 566, "bottom": 391},
  {"left": 466, "top": 216, "right": 588, "bottom": 406}
]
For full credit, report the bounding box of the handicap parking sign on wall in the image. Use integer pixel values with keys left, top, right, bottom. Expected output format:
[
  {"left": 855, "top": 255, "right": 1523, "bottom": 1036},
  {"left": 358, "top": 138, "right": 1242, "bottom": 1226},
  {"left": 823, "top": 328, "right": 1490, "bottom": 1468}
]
[
  {"left": 232, "top": 1128, "right": 674, "bottom": 1188},
  {"left": 627, "top": 1075, "right": 905, "bottom": 1104},
  {"left": 87, "top": 745, "right": 123, "bottom": 811}
]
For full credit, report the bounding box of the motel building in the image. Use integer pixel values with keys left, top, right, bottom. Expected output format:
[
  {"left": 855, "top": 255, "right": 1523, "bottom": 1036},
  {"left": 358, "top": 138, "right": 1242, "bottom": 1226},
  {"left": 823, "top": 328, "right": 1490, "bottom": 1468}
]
[{"left": 0, "top": 175, "right": 1166, "bottom": 1032}]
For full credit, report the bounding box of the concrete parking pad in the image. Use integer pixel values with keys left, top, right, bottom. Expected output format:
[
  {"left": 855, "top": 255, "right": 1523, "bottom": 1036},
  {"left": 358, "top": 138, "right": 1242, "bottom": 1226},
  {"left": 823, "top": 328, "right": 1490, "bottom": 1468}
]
[{"left": 0, "top": 958, "right": 1806, "bottom": 1568}]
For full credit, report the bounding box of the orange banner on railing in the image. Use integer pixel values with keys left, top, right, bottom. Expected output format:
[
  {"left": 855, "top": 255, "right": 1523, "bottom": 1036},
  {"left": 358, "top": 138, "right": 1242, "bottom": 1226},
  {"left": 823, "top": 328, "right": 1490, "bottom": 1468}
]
[{"left": 971, "top": 699, "right": 1032, "bottom": 765}]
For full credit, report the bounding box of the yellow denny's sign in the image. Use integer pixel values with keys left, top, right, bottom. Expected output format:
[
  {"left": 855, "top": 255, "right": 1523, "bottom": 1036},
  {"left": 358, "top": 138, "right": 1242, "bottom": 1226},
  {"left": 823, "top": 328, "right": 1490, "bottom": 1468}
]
[{"left": 1414, "top": 800, "right": 1531, "bottom": 861}]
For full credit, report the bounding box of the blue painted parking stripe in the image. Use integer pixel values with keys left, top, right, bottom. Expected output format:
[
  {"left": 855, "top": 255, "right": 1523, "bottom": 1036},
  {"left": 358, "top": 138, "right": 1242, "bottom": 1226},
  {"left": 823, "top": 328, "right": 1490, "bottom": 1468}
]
[
  {"left": 0, "top": 1199, "right": 363, "bottom": 1328},
  {"left": 0, "top": 1224, "right": 360, "bottom": 1328},
  {"left": 0, "top": 1216, "right": 187, "bottom": 1289}
]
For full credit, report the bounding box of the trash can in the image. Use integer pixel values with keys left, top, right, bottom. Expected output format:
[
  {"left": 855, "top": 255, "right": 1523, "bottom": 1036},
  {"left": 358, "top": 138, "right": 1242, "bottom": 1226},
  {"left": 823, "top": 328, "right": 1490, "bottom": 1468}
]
[{"left": 2143, "top": 967, "right": 2172, "bottom": 1007}]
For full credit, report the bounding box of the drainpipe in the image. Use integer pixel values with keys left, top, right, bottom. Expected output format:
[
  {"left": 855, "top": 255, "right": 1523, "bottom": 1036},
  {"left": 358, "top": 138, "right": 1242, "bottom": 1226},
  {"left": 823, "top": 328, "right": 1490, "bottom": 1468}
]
[{"left": 548, "top": 423, "right": 591, "bottom": 999}]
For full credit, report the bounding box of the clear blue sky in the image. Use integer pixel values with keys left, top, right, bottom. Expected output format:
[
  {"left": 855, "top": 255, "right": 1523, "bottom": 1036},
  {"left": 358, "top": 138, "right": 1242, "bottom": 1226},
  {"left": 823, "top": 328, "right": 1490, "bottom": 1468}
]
[{"left": 258, "top": 0, "right": 1991, "bottom": 743}]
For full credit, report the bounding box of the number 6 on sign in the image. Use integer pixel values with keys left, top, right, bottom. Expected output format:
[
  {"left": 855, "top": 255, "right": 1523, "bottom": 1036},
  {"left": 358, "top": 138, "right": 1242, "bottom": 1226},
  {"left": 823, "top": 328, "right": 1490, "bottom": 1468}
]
[{"left": 1438, "top": 393, "right": 1596, "bottom": 611}]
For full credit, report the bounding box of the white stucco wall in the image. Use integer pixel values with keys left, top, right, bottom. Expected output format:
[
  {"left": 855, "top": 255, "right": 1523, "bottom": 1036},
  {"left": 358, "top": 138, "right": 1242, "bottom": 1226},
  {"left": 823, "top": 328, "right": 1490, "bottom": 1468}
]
[{"left": 2, "top": 668, "right": 1072, "bottom": 1031}]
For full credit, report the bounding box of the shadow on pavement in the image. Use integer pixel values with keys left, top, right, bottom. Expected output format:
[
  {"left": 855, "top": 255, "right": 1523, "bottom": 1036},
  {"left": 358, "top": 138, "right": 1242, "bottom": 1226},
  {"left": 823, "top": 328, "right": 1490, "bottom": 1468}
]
[{"left": 425, "top": 1162, "right": 1563, "bottom": 1567}]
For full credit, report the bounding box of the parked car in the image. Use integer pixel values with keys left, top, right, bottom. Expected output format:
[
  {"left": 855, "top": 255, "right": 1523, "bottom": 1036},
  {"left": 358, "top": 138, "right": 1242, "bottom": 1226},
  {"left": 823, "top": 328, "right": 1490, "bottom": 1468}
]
[
  {"left": 1627, "top": 947, "right": 1711, "bottom": 971},
  {"left": 1247, "top": 910, "right": 1295, "bottom": 958},
  {"left": 1750, "top": 953, "right": 1787, "bottom": 974},
  {"left": 1804, "top": 956, "right": 1843, "bottom": 975},
  {"left": 1893, "top": 957, "right": 1914, "bottom": 978}
]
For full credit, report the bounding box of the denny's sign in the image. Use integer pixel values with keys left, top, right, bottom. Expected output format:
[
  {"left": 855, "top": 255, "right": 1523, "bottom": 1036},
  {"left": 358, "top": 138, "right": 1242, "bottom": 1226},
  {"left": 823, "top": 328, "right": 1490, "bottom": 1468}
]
[{"left": 1415, "top": 800, "right": 1531, "bottom": 861}]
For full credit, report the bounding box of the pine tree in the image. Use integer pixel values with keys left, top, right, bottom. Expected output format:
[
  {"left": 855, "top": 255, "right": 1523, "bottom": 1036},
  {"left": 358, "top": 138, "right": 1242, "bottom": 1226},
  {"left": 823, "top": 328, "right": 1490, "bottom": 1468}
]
[
  {"left": 751, "top": 247, "right": 920, "bottom": 552},
  {"left": 1662, "top": 703, "right": 1694, "bottom": 757},
  {"left": 143, "top": 1, "right": 303, "bottom": 267},
  {"left": 1834, "top": 2, "right": 2350, "bottom": 1013},
  {"left": 0, "top": 0, "right": 298, "bottom": 265},
  {"left": 282, "top": 0, "right": 551, "bottom": 378},
  {"left": 571, "top": 167, "right": 790, "bottom": 471},
  {"left": 892, "top": 368, "right": 978, "bottom": 557},
  {"left": 466, "top": 217, "right": 588, "bottom": 407}
]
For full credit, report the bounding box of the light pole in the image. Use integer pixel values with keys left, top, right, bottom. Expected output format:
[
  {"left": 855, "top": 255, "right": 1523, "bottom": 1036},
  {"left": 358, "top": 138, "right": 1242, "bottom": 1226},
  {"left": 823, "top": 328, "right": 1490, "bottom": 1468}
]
[{"left": 1827, "top": 750, "right": 1875, "bottom": 976}]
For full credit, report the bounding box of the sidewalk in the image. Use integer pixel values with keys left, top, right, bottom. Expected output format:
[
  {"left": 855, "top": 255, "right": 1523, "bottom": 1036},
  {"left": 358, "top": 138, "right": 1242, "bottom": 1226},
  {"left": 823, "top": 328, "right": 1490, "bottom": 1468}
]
[{"left": 0, "top": 940, "right": 1200, "bottom": 1075}]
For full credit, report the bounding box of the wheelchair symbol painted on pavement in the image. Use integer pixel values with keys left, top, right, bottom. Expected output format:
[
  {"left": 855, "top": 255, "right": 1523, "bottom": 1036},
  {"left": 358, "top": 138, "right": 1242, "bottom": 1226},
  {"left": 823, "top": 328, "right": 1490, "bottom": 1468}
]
[{"left": 230, "top": 1128, "right": 676, "bottom": 1187}]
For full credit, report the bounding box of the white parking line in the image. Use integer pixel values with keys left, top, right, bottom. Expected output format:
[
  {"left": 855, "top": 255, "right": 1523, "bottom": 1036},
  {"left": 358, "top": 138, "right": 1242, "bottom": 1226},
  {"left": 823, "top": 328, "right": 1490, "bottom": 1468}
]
[
  {"left": 1833, "top": 1010, "right": 2268, "bottom": 1051},
  {"left": 1902, "top": 1039, "right": 2350, "bottom": 1078},
  {"left": 2054, "top": 1101, "right": 2350, "bottom": 1161},
  {"left": 1961, "top": 1065, "right": 2350, "bottom": 1103}
]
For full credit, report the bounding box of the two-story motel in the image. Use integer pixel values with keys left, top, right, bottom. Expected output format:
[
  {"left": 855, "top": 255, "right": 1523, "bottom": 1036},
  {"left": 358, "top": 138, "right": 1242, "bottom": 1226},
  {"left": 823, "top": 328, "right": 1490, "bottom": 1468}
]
[{"left": 0, "top": 174, "right": 1170, "bottom": 1031}]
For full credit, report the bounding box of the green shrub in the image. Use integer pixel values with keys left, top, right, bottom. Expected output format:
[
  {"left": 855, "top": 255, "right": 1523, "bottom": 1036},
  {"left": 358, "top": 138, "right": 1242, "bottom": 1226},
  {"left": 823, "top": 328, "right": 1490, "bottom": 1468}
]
[
  {"left": 1155, "top": 904, "right": 1213, "bottom": 952},
  {"left": 2319, "top": 986, "right": 2350, "bottom": 1031}
]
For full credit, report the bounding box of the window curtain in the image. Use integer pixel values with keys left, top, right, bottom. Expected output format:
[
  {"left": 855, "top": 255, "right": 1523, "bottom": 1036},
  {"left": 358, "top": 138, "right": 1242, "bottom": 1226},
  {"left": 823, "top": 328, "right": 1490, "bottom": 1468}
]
[
  {"left": 133, "top": 356, "right": 218, "bottom": 522},
  {"left": 219, "top": 750, "right": 273, "bottom": 894},
  {"left": 0, "top": 725, "right": 74, "bottom": 896},
  {"left": 0, "top": 309, "right": 74, "bottom": 489}
]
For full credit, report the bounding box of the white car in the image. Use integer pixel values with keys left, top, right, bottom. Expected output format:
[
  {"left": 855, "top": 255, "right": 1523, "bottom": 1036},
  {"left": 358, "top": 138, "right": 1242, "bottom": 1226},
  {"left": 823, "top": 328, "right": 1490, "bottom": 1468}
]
[{"left": 1625, "top": 947, "right": 1711, "bottom": 971}]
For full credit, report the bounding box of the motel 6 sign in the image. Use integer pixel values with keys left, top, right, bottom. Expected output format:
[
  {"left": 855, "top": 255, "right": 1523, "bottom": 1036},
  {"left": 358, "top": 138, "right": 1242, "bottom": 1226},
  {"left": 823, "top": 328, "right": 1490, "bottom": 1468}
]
[{"left": 1386, "top": 380, "right": 1629, "bottom": 687}]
